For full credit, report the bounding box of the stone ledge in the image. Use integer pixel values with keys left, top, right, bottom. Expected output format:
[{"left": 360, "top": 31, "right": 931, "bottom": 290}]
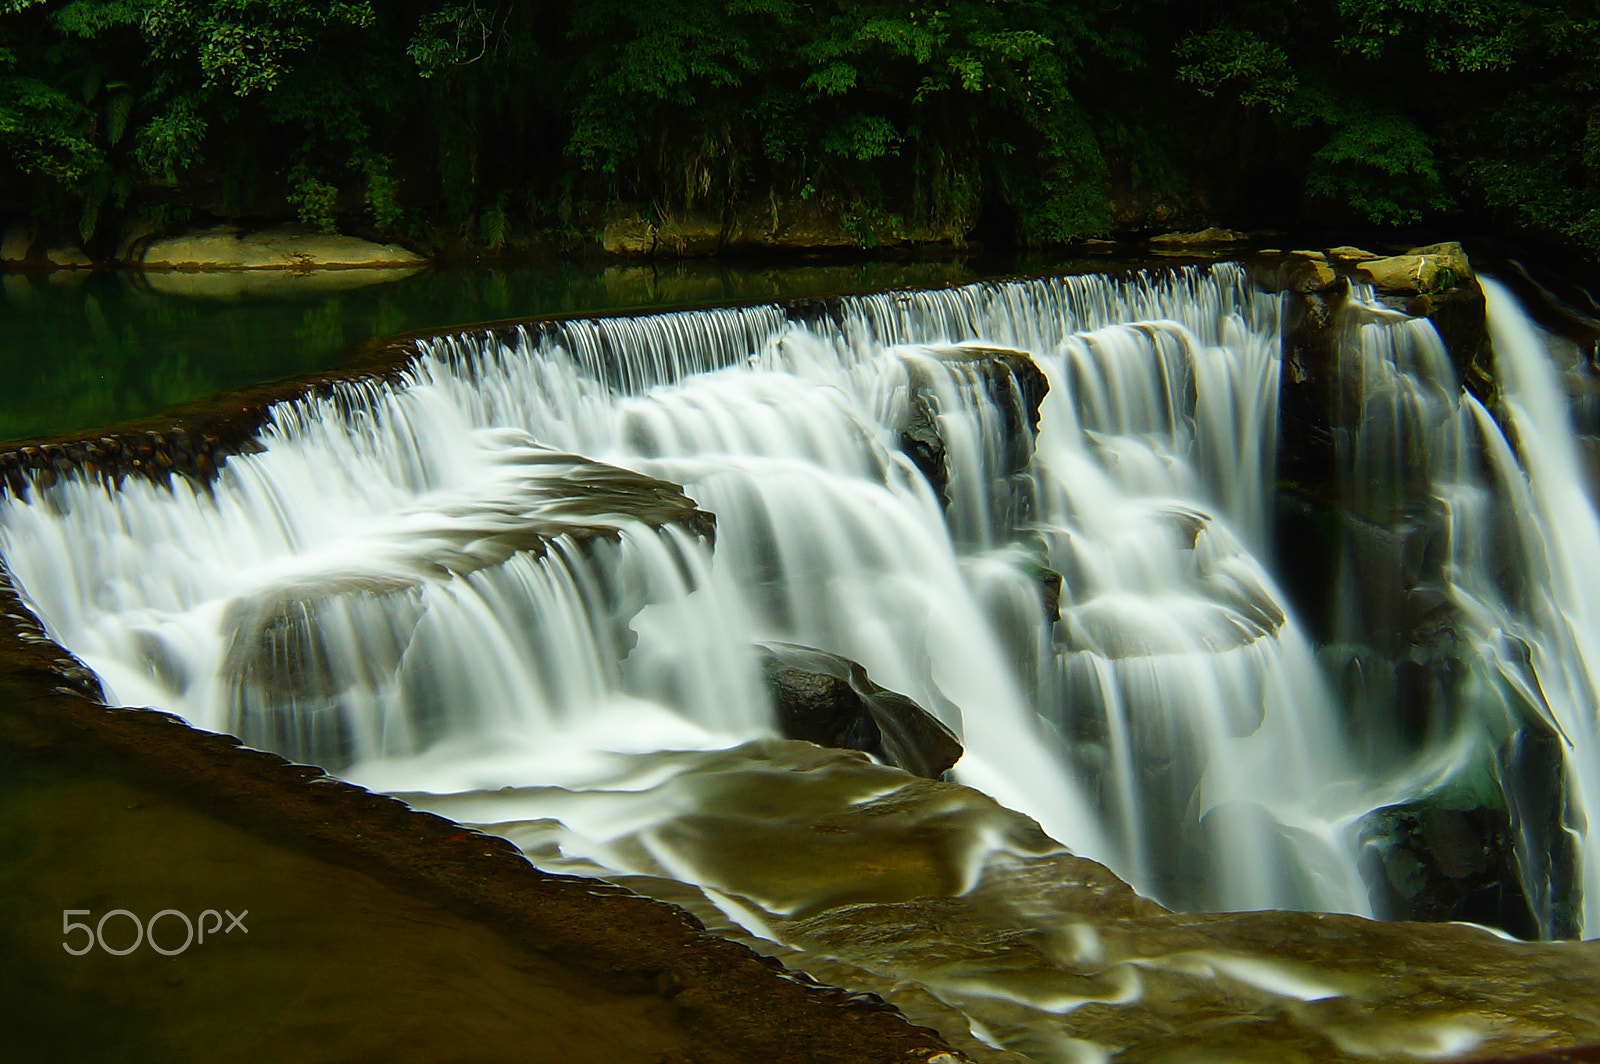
[{"left": 134, "top": 224, "right": 424, "bottom": 270}]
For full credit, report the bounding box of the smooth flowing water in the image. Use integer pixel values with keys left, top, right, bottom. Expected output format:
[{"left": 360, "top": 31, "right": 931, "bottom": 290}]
[{"left": 4, "top": 262, "right": 1599, "bottom": 1058}]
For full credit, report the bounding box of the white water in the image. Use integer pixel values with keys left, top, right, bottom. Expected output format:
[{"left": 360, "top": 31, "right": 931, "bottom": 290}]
[
  {"left": 7, "top": 264, "right": 1598, "bottom": 941},
  {"left": 1475, "top": 279, "right": 1600, "bottom": 934}
]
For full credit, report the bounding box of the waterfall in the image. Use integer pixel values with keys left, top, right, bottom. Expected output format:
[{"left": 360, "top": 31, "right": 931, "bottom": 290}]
[
  {"left": 23, "top": 262, "right": 1587, "bottom": 927},
  {"left": 1471, "top": 279, "right": 1600, "bottom": 935}
]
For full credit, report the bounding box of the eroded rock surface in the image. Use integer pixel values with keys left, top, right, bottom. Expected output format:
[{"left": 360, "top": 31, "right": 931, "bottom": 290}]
[{"left": 413, "top": 740, "right": 1600, "bottom": 1064}]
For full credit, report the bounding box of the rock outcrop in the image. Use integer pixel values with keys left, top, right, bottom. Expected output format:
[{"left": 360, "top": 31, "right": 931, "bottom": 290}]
[
  {"left": 1150, "top": 227, "right": 1249, "bottom": 245},
  {"left": 1353, "top": 241, "right": 1475, "bottom": 294},
  {"left": 897, "top": 343, "right": 1048, "bottom": 529},
  {"left": 133, "top": 224, "right": 424, "bottom": 270},
  {"left": 757, "top": 641, "right": 963, "bottom": 779}
]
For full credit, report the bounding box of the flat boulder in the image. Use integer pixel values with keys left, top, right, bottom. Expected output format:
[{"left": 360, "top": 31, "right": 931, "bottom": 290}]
[
  {"left": 1326, "top": 245, "right": 1382, "bottom": 263},
  {"left": 1150, "top": 227, "right": 1248, "bottom": 245},
  {"left": 136, "top": 224, "right": 424, "bottom": 270},
  {"left": 757, "top": 641, "right": 963, "bottom": 779},
  {"left": 1355, "top": 241, "right": 1474, "bottom": 294}
]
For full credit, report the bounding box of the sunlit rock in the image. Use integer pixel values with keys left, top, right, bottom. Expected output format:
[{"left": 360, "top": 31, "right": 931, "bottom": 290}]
[
  {"left": 1326, "top": 245, "right": 1382, "bottom": 263},
  {"left": 1356, "top": 242, "right": 1475, "bottom": 294},
  {"left": 1150, "top": 227, "right": 1248, "bottom": 245},
  {"left": 0, "top": 218, "right": 37, "bottom": 263},
  {"left": 136, "top": 224, "right": 423, "bottom": 270}
]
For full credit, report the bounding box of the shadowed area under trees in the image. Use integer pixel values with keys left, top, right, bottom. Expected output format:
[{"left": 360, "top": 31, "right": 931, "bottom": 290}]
[{"left": 0, "top": 0, "right": 1596, "bottom": 256}]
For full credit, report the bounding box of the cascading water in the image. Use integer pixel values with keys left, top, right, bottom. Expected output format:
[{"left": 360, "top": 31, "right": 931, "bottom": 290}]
[
  {"left": 0, "top": 262, "right": 1379, "bottom": 920},
  {"left": 1469, "top": 279, "right": 1600, "bottom": 936},
  {"left": 5, "top": 262, "right": 1598, "bottom": 965}
]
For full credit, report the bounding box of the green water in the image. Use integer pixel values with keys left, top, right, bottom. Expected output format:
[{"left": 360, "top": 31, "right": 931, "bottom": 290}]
[{"left": 0, "top": 256, "right": 1067, "bottom": 445}]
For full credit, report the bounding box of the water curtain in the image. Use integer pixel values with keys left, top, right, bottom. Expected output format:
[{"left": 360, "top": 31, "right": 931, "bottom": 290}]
[{"left": 3, "top": 265, "right": 1595, "bottom": 932}]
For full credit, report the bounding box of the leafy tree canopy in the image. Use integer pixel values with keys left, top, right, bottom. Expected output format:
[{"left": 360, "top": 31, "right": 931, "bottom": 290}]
[{"left": 0, "top": 0, "right": 1593, "bottom": 255}]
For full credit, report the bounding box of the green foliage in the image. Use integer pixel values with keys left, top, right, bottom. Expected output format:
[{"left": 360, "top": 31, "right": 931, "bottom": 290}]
[
  {"left": 133, "top": 96, "right": 204, "bottom": 181},
  {"left": 1175, "top": 28, "right": 1297, "bottom": 112},
  {"left": 1305, "top": 114, "right": 1453, "bottom": 224},
  {"left": 0, "top": 0, "right": 1595, "bottom": 257},
  {"left": 477, "top": 194, "right": 507, "bottom": 249},
  {"left": 285, "top": 164, "right": 338, "bottom": 233},
  {"left": 357, "top": 151, "right": 402, "bottom": 231}
]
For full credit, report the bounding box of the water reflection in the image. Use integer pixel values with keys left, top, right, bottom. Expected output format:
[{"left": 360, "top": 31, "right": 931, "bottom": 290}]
[{"left": 0, "top": 257, "right": 1006, "bottom": 443}]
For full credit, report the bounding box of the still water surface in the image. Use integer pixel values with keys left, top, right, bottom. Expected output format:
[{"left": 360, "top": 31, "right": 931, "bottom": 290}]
[{"left": 0, "top": 256, "right": 1095, "bottom": 443}]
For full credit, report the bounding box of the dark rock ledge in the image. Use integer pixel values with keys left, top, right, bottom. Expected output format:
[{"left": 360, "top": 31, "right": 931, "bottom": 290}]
[{"left": 0, "top": 564, "right": 966, "bottom": 1064}]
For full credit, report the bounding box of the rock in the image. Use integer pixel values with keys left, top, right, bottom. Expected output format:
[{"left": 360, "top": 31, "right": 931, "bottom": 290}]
[
  {"left": 1249, "top": 252, "right": 1341, "bottom": 295},
  {"left": 756, "top": 641, "right": 963, "bottom": 779},
  {"left": 898, "top": 344, "right": 1048, "bottom": 528},
  {"left": 1355, "top": 242, "right": 1474, "bottom": 294},
  {"left": 600, "top": 208, "right": 656, "bottom": 256},
  {"left": 724, "top": 195, "right": 862, "bottom": 252},
  {"left": 1409, "top": 240, "right": 1473, "bottom": 273},
  {"left": 1326, "top": 245, "right": 1382, "bottom": 262},
  {"left": 114, "top": 217, "right": 159, "bottom": 262},
  {"left": 1499, "top": 722, "right": 1586, "bottom": 940},
  {"left": 1, "top": 220, "right": 39, "bottom": 264},
  {"left": 1359, "top": 800, "right": 1540, "bottom": 938},
  {"left": 44, "top": 246, "right": 93, "bottom": 268},
  {"left": 1149, "top": 227, "right": 1248, "bottom": 245},
  {"left": 136, "top": 224, "right": 424, "bottom": 270}
]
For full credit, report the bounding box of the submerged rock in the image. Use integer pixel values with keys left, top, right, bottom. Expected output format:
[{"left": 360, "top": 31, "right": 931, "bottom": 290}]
[
  {"left": 420, "top": 739, "right": 1600, "bottom": 1064},
  {"left": 757, "top": 642, "right": 963, "bottom": 779}
]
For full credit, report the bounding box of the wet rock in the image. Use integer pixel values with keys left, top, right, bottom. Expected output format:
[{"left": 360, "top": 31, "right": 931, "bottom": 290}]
[
  {"left": 1252, "top": 251, "right": 1338, "bottom": 293},
  {"left": 1289, "top": 252, "right": 1337, "bottom": 291},
  {"left": 898, "top": 343, "right": 1048, "bottom": 524},
  {"left": 757, "top": 642, "right": 963, "bottom": 779},
  {"left": 899, "top": 390, "right": 948, "bottom": 502},
  {"left": 1359, "top": 800, "right": 1540, "bottom": 939},
  {"left": 1499, "top": 722, "right": 1586, "bottom": 939},
  {"left": 1276, "top": 283, "right": 1347, "bottom": 491},
  {"left": 44, "top": 245, "right": 92, "bottom": 268},
  {"left": 135, "top": 224, "right": 423, "bottom": 270}
]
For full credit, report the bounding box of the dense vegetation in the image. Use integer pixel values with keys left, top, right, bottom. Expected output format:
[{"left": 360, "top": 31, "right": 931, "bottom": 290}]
[{"left": 1, "top": 0, "right": 1596, "bottom": 255}]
